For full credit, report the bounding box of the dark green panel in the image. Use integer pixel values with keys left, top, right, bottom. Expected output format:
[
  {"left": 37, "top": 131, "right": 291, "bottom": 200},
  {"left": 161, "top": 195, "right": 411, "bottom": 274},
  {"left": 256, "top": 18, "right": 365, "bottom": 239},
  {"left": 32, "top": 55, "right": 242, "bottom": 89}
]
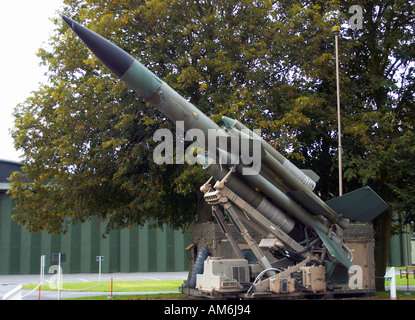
[
  {"left": 80, "top": 220, "right": 93, "bottom": 272},
  {"left": 40, "top": 230, "right": 53, "bottom": 274},
  {"left": 174, "top": 230, "right": 189, "bottom": 271},
  {"left": 165, "top": 228, "right": 175, "bottom": 272},
  {"left": 92, "top": 220, "right": 103, "bottom": 272},
  {"left": 60, "top": 226, "right": 71, "bottom": 274},
  {"left": 109, "top": 230, "right": 120, "bottom": 273},
  {"left": 138, "top": 223, "right": 148, "bottom": 272},
  {"left": 156, "top": 228, "right": 167, "bottom": 272},
  {"left": 0, "top": 193, "right": 12, "bottom": 274},
  {"left": 184, "top": 231, "right": 191, "bottom": 271},
  {"left": 49, "top": 234, "right": 64, "bottom": 273},
  {"left": 129, "top": 228, "right": 139, "bottom": 272},
  {"left": 0, "top": 189, "right": 191, "bottom": 274},
  {"left": 70, "top": 223, "right": 81, "bottom": 273},
  {"left": 119, "top": 227, "right": 139, "bottom": 273},
  {"left": 9, "top": 201, "right": 21, "bottom": 274},
  {"left": 147, "top": 227, "right": 157, "bottom": 272},
  {"left": 29, "top": 232, "right": 41, "bottom": 274},
  {"left": 90, "top": 220, "right": 105, "bottom": 273},
  {"left": 50, "top": 234, "right": 61, "bottom": 258},
  {"left": 119, "top": 229, "right": 128, "bottom": 273}
]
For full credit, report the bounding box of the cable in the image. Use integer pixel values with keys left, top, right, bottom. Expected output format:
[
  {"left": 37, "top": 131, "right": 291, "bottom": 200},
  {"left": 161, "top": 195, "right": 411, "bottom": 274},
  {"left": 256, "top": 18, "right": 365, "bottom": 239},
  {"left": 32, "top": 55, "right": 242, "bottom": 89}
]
[
  {"left": 342, "top": 243, "right": 354, "bottom": 262},
  {"left": 247, "top": 268, "right": 282, "bottom": 294},
  {"left": 22, "top": 282, "right": 43, "bottom": 298}
]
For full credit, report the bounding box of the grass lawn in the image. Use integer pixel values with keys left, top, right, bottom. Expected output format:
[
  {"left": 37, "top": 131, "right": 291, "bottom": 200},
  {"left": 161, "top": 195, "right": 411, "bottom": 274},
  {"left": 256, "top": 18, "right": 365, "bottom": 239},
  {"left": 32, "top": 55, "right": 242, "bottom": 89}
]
[
  {"left": 385, "top": 267, "right": 415, "bottom": 286},
  {"left": 69, "top": 293, "right": 188, "bottom": 300},
  {"left": 375, "top": 290, "right": 415, "bottom": 300},
  {"left": 23, "top": 280, "right": 183, "bottom": 292},
  {"left": 388, "top": 277, "right": 415, "bottom": 287},
  {"left": 26, "top": 277, "right": 414, "bottom": 292}
]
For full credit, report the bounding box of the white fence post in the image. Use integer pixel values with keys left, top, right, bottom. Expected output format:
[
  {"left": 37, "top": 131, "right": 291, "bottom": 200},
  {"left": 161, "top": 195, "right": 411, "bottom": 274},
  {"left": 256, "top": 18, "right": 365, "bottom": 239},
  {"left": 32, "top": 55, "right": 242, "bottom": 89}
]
[{"left": 384, "top": 267, "right": 396, "bottom": 300}]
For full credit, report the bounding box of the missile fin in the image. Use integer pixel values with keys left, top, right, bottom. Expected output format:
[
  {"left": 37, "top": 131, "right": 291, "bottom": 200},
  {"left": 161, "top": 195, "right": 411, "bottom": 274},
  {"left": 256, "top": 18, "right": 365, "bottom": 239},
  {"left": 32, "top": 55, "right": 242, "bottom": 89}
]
[
  {"left": 326, "top": 186, "right": 388, "bottom": 222},
  {"left": 314, "top": 228, "right": 352, "bottom": 268}
]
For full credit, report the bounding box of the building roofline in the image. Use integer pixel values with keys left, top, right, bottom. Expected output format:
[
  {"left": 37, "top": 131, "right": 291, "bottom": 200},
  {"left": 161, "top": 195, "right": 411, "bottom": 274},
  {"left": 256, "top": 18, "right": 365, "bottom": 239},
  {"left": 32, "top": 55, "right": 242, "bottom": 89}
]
[{"left": 0, "top": 159, "right": 22, "bottom": 166}]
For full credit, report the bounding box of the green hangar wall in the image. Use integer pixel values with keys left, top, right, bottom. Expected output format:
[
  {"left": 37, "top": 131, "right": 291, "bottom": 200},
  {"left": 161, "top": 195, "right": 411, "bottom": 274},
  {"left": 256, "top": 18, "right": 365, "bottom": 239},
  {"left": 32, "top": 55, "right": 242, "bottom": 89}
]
[{"left": 0, "top": 160, "right": 190, "bottom": 275}]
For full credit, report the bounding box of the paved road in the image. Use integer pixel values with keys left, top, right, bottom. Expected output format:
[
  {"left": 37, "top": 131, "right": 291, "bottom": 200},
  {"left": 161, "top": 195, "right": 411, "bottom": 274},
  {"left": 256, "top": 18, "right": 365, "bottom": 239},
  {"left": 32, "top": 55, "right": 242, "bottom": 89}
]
[{"left": 0, "top": 272, "right": 188, "bottom": 300}]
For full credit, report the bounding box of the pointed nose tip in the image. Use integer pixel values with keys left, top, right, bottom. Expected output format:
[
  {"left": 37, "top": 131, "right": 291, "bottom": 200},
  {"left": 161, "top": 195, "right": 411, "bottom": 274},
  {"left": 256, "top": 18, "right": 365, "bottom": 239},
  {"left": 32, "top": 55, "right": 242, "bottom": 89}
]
[
  {"left": 59, "top": 14, "right": 74, "bottom": 30},
  {"left": 60, "top": 14, "right": 135, "bottom": 78},
  {"left": 222, "top": 116, "right": 237, "bottom": 129}
]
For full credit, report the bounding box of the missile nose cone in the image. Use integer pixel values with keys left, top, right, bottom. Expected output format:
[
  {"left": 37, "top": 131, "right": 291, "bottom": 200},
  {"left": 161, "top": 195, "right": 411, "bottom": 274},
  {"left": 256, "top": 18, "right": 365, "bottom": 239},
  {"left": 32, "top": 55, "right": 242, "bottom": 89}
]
[
  {"left": 60, "top": 14, "right": 135, "bottom": 78},
  {"left": 222, "top": 116, "right": 237, "bottom": 129}
]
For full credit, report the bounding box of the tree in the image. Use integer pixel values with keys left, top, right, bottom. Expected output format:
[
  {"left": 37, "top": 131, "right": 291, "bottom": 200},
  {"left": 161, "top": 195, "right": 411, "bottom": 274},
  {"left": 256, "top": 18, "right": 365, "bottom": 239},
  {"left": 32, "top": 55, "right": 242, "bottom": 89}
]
[
  {"left": 10, "top": 0, "right": 414, "bottom": 290},
  {"left": 11, "top": 0, "right": 285, "bottom": 234},
  {"left": 269, "top": 0, "right": 415, "bottom": 290}
]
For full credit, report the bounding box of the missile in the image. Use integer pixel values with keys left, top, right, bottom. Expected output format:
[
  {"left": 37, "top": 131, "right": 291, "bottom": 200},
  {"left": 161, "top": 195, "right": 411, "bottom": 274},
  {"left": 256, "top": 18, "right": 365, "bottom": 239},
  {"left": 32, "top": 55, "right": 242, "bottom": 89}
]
[{"left": 60, "top": 15, "right": 387, "bottom": 269}]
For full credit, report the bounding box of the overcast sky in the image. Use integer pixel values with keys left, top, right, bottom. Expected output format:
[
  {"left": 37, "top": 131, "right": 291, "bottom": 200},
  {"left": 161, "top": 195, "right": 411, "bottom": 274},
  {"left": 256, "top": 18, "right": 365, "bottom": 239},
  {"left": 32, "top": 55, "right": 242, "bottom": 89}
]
[{"left": 0, "top": 0, "right": 64, "bottom": 162}]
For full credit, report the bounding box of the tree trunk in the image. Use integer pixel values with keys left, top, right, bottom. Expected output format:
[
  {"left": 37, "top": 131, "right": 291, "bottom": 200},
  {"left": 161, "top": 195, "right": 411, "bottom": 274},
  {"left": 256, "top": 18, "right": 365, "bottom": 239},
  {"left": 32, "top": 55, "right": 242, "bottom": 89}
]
[
  {"left": 196, "top": 190, "right": 213, "bottom": 223},
  {"left": 373, "top": 206, "right": 392, "bottom": 291}
]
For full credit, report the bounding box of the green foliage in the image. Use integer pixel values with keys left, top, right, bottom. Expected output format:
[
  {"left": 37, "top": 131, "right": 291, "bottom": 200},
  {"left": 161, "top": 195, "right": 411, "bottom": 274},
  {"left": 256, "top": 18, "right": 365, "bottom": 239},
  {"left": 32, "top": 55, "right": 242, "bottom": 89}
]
[{"left": 10, "top": 0, "right": 415, "bottom": 235}]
